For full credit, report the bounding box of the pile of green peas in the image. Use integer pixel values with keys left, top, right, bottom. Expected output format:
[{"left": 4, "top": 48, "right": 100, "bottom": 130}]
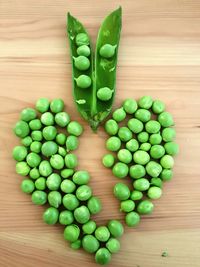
[
  {"left": 102, "top": 96, "right": 179, "bottom": 227},
  {"left": 13, "top": 98, "right": 124, "bottom": 265}
]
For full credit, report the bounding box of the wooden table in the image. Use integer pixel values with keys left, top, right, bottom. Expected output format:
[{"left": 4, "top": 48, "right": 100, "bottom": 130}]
[{"left": 1, "top": 0, "right": 200, "bottom": 266}]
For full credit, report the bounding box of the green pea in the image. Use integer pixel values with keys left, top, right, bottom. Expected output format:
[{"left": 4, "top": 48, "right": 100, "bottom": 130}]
[
  {"left": 55, "top": 112, "right": 70, "bottom": 127},
  {"left": 112, "top": 162, "right": 129, "bottom": 178},
  {"left": 77, "top": 45, "right": 90, "bottom": 57},
  {"left": 50, "top": 154, "right": 64, "bottom": 170},
  {"left": 159, "top": 112, "right": 174, "bottom": 127},
  {"left": 150, "top": 177, "right": 163, "bottom": 188},
  {"left": 106, "top": 238, "right": 120, "bottom": 253},
  {"left": 39, "top": 160, "right": 52, "bottom": 177},
  {"left": 43, "top": 207, "right": 59, "bottom": 225},
  {"left": 41, "top": 112, "right": 54, "bottom": 126},
  {"left": 21, "top": 179, "right": 35, "bottom": 194},
  {"left": 21, "top": 136, "right": 32, "bottom": 147},
  {"left": 99, "top": 44, "right": 116, "bottom": 58},
  {"left": 64, "top": 153, "right": 78, "bottom": 169},
  {"left": 128, "top": 118, "right": 143, "bottom": 134},
  {"left": 67, "top": 121, "right": 83, "bottom": 136},
  {"left": 59, "top": 210, "right": 74, "bottom": 225},
  {"left": 152, "top": 100, "right": 165, "bottom": 114},
  {"left": 82, "top": 220, "right": 96, "bottom": 234},
  {"left": 133, "top": 150, "right": 150, "bottom": 165},
  {"left": 66, "top": 135, "right": 79, "bottom": 151},
  {"left": 123, "top": 98, "right": 138, "bottom": 114},
  {"left": 95, "top": 248, "right": 111, "bottom": 265},
  {"left": 75, "top": 33, "right": 89, "bottom": 46},
  {"left": 140, "top": 142, "right": 151, "bottom": 151},
  {"left": 41, "top": 141, "right": 58, "bottom": 157},
  {"left": 63, "top": 194, "right": 79, "bottom": 210},
  {"left": 120, "top": 200, "right": 135, "bottom": 212},
  {"left": 117, "top": 149, "right": 132, "bottom": 164},
  {"left": 26, "top": 152, "right": 41, "bottom": 167},
  {"left": 31, "top": 190, "right": 47, "bottom": 205},
  {"left": 160, "top": 169, "right": 173, "bottom": 181},
  {"left": 35, "top": 177, "right": 46, "bottom": 190},
  {"left": 106, "top": 136, "right": 121, "bottom": 151},
  {"left": 46, "top": 173, "right": 61, "bottom": 190},
  {"left": 145, "top": 120, "right": 161, "bottom": 134},
  {"left": 160, "top": 155, "right": 174, "bottom": 169},
  {"left": 72, "top": 170, "right": 90, "bottom": 185},
  {"left": 102, "top": 154, "right": 115, "bottom": 168},
  {"left": 82, "top": 235, "right": 100, "bottom": 253},
  {"left": 74, "top": 205, "right": 90, "bottom": 224},
  {"left": 146, "top": 161, "right": 162, "bottom": 177},
  {"left": 13, "top": 146, "right": 28, "bottom": 161},
  {"left": 130, "top": 190, "right": 143, "bottom": 201},
  {"left": 75, "top": 75, "right": 92, "bottom": 89},
  {"left": 138, "top": 96, "right": 153, "bottom": 109},
  {"left": 74, "top": 55, "right": 90, "bottom": 71},
  {"left": 43, "top": 126, "right": 57, "bottom": 140},
  {"left": 118, "top": 127, "right": 133, "bottom": 142},
  {"left": 50, "top": 99, "right": 64, "bottom": 113},
  {"left": 125, "top": 211, "right": 140, "bottom": 227},
  {"left": 58, "top": 146, "right": 67, "bottom": 157},
  {"left": 129, "top": 164, "right": 146, "bottom": 179},
  {"left": 150, "top": 145, "right": 165, "bottom": 159},
  {"left": 36, "top": 98, "right": 50, "bottom": 113},
  {"left": 137, "top": 200, "right": 154, "bottom": 214},
  {"left": 20, "top": 108, "right": 37, "bottom": 122},
  {"left": 29, "top": 168, "right": 40, "bottom": 179},
  {"left": 162, "top": 127, "right": 176, "bottom": 142},
  {"left": 107, "top": 220, "right": 124, "bottom": 238},
  {"left": 105, "top": 119, "right": 119, "bottom": 135},
  {"left": 30, "top": 141, "right": 42, "bottom": 153},
  {"left": 113, "top": 182, "right": 130, "bottom": 200},
  {"left": 87, "top": 196, "right": 102, "bottom": 215},
  {"left": 64, "top": 224, "right": 80, "bottom": 242},
  {"left": 149, "top": 133, "right": 162, "bottom": 145},
  {"left": 147, "top": 186, "right": 162, "bottom": 199},
  {"left": 126, "top": 139, "right": 139, "bottom": 152},
  {"left": 95, "top": 226, "right": 110, "bottom": 242},
  {"left": 48, "top": 191, "right": 62, "bottom": 208},
  {"left": 76, "top": 185, "right": 92, "bottom": 201},
  {"left": 133, "top": 178, "right": 150, "bottom": 191},
  {"left": 31, "top": 130, "right": 43, "bottom": 141},
  {"left": 14, "top": 120, "right": 30, "bottom": 138},
  {"left": 29, "top": 119, "right": 42, "bottom": 130},
  {"left": 61, "top": 169, "right": 74, "bottom": 178},
  {"left": 56, "top": 133, "right": 66, "bottom": 145},
  {"left": 137, "top": 132, "right": 149, "bottom": 143},
  {"left": 135, "top": 109, "right": 151, "bottom": 122},
  {"left": 164, "top": 142, "right": 179, "bottom": 156},
  {"left": 97, "top": 87, "right": 113, "bottom": 101},
  {"left": 16, "top": 162, "right": 30, "bottom": 176},
  {"left": 113, "top": 108, "right": 126, "bottom": 122},
  {"left": 71, "top": 239, "right": 82, "bottom": 250}
]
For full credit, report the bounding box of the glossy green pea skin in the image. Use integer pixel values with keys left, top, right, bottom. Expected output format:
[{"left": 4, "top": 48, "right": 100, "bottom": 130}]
[
  {"left": 95, "top": 226, "right": 110, "bottom": 242},
  {"left": 106, "top": 136, "right": 121, "bottom": 151},
  {"left": 162, "top": 128, "right": 176, "bottom": 142},
  {"left": 58, "top": 146, "right": 67, "bottom": 157},
  {"left": 152, "top": 100, "right": 165, "bottom": 114},
  {"left": 117, "top": 149, "right": 132, "bottom": 164},
  {"left": 13, "top": 146, "right": 28, "bottom": 161},
  {"left": 74, "top": 56, "right": 90, "bottom": 71},
  {"left": 46, "top": 173, "right": 61, "bottom": 190},
  {"left": 67, "top": 121, "right": 83, "bottom": 136},
  {"left": 97, "top": 87, "right": 113, "bottom": 101},
  {"left": 75, "top": 33, "right": 89, "bottom": 46},
  {"left": 130, "top": 190, "right": 143, "bottom": 201},
  {"left": 60, "top": 179, "right": 76, "bottom": 194},
  {"left": 137, "top": 200, "right": 154, "bottom": 215},
  {"left": 158, "top": 112, "right": 174, "bottom": 127},
  {"left": 21, "top": 136, "right": 32, "bottom": 147},
  {"left": 55, "top": 112, "right": 70, "bottom": 127},
  {"left": 20, "top": 108, "right": 37, "bottom": 122},
  {"left": 113, "top": 183, "right": 130, "bottom": 200},
  {"left": 138, "top": 96, "right": 153, "bottom": 109},
  {"left": 120, "top": 200, "right": 135, "bottom": 212},
  {"left": 63, "top": 194, "right": 79, "bottom": 210},
  {"left": 71, "top": 240, "right": 82, "bottom": 250},
  {"left": 137, "top": 132, "right": 149, "bottom": 143},
  {"left": 31, "top": 190, "right": 47, "bottom": 205},
  {"left": 87, "top": 196, "right": 102, "bottom": 214},
  {"left": 31, "top": 130, "right": 43, "bottom": 141},
  {"left": 164, "top": 142, "right": 179, "bottom": 155},
  {"left": 140, "top": 142, "right": 151, "bottom": 151},
  {"left": 14, "top": 121, "right": 30, "bottom": 138},
  {"left": 56, "top": 133, "right": 66, "bottom": 145},
  {"left": 113, "top": 108, "right": 126, "bottom": 122},
  {"left": 95, "top": 248, "right": 111, "bottom": 265},
  {"left": 107, "top": 220, "right": 124, "bottom": 238},
  {"left": 82, "top": 220, "right": 96, "bottom": 234},
  {"left": 64, "top": 224, "right": 80, "bottom": 242},
  {"left": 43, "top": 126, "right": 57, "bottom": 141},
  {"left": 48, "top": 191, "right": 62, "bottom": 208},
  {"left": 99, "top": 44, "right": 116, "bottom": 58},
  {"left": 16, "top": 162, "right": 30, "bottom": 176},
  {"left": 26, "top": 152, "right": 41, "bottom": 168},
  {"left": 50, "top": 154, "right": 64, "bottom": 170},
  {"left": 64, "top": 154, "right": 78, "bottom": 169},
  {"left": 36, "top": 98, "right": 50, "bottom": 113},
  {"left": 133, "top": 178, "right": 150, "bottom": 191},
  {"left": 123, "top": 99, "right": 138, "bottom": 114},
  {"left": 125, "top": 211, "right": 140, "bottom": 227},
  {"left": 77, "top": 45, "right": 90, "bottom": 57},
  {"left": 129, "top": 164, "right": 146, "bottom": 179},
  {"left": 147, "top": 186, "right": 162, "bottom": 199},
  {"left": 133, "top": 150, "right": 150, "bottom": 165},
  {"left": 35, "top": 177, "right": 46, "bottom": 190},
  {"left": 43, "top": 207, "right": 59, "bottom": 225},
  {"left": 160, "top": 155, "right": 174, "bottom": 169},
  {"left": 59, "top": 210, "right": 74, "bottom": 225},
  {"left": 150, "top": 145, "right": 165, "bottom": 159},
  {"left": 72, "top": 170, "right": 90, "bottom": 185},
  {"left": 30, "top": 141, "right": 42, "bottom": 153},
  {"left": 29, "top": 119, "right": 42, "bottom": 130},
  {"left": 126, "top": 139, "right": 139, "bottom": 152},
  {"left": 112, "top": 162, "right": 129, "bottom": 178},
  {"left": 135, "top": 109, "right": 151, "bottom": 122},
  {"left": 82, "top": 235, "right": 100, "bottom": 253},
  {"left": 106, "top": 238, "right": 120, "bottom": 253},
  {"left": 105, "top": 119, "right": 118, "bottom": 135},
  {"left": 74, "top": 205, "right": 90, "bottom": 224},
  {"left": 61, "top": 169, "right": 74, "bottom": 178},
  {"left": 39, "top": 160, "right": 52, "bottom": 177},
  {"left": 146, "top": 161, "right": 162, "bottom": 177},
  {"left": 40, "top": 112, "right": 54, "bottom": 126},
  {"left": 128, "top": 118, "right": 143, "bottom": 134},
  {"left": 50, "top": 99, "right": 64, "bottom": 113},
  {"left": 21, "top": 179, "right": 35, "bottom": 194},
  {"left": 161, "top": 169, "right": 173, "bottom": 181},
  {"left": 29, "top": 168, "right": 40, "bottom": 179},
  {"left": 151, "top": 177, "right": 163, "bottom": 188},
  {"left": 41, "top": 141, "right": 58, "bottom": 157},
  {"left": 102, "top": 154, "right": 115, "bottom": 168},
  {"left": 75, "top": 75, "right": 92, "bottom": 89},
  {"left": 145, "top": 120, "right": 161, "bottom": 134},
  {"left": 149, "top": 133, "right": 162, "bottom": 145},
  {"left": 66, "top": 135, "right": 79, "bottom": 151},
  {"left": 118, "top": 127, "right": 133, "bottom": 142},
  {"left": 76, "top": 185, "right": 92, "bottom": 201}
]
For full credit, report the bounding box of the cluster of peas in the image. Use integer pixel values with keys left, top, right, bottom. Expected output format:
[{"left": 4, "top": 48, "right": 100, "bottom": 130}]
[
  {"left": 102, "top": 96, "right": 179, "bottom": 226},
  {"left": 74, "top": 32, "right": 116, "bottom": 102},
  {"left": 13, "top": 98, "right": 124, "bottom": 265}
]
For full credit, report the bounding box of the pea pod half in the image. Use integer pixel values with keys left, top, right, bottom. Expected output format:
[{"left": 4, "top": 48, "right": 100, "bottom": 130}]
[{"left": 67, "top": 7, "right": 122, "bottom": 131}]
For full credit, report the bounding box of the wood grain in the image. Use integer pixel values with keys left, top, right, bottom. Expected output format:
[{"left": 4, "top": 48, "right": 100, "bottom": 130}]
[{"left": 0, "top": 0, "right": 200, "bottom": 266}]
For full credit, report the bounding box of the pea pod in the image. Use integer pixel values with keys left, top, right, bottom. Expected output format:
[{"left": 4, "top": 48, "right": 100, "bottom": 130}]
[{"left": 67, "top": 7, "right": 122, "bottom": 131}]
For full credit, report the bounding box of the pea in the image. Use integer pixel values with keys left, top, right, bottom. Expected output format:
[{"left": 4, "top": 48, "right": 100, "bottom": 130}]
[
  {"left": 128, "top": 118, "right": 143, "bottom": 134},
  {"left": 16, "top": 162, "right": 30, "bottom": 176},
  {"left": 126, "top": 139, "right": 139, "bottom": 152},
  {"left": 147, "top": 186, "right": 162, "bottom": 199},
  {"left": 21, "top": 136, "right": 32, "bottom": 147},
  {"left": 63, "top": 194, "right": 79, "bottom": 210},
  {"left": 55, "top": 112, "right": 70, "bottom": 127},
  {"left": 152, "top": 100, "right": 165, "bottom": 114},
  {"left": 99, "top": 44, "right": 116, "bottom": 58},
  {"left": 105, "top": 119, "right": 118, "bottom": 135},
  {"left": 95, "top": 226, "right": 110, "bottom": 242},
  {"left": 64, "top": 224, "right": 80, "bottom": 242},
  {"left": 129, "top": 164, "right": 146, "bottom": 179},
  {"left": 133, "top": 150, "right": 150, "bottom": 165},
  {"left": 29, "top": 168, "right": 40, "bottom": 179},
  {"left": 113, "top": 108, "right": 126, "bottom": 122},
  {"left": 130, "top": 190, "right": 143, "bottom": 201},
  {"left": 140, "top": 142, "right": 151, "bottom": 151},
  {"left": 29, "top": 119, "right": 42, "bottom": 130},
  {"left": 13, "top": 146, "right": 28, "bottom": 161},
  {"left": 118, "top": 127, "right": 133, "bottom": 142},
  {"left": 107, "top": 220, "right": 124, "bottom": 238},
  {"left": 56, "top": 133, "right": 66, "bottom": 145},
  {"left": 35, "top": 177, "right": 46, "bottom": 190},
  {"left": 150, "top": 145, "right": 165, "bottom": 159},
  {"left": 102, "top": 154, "right": 115, "bottom": 168},
  {"left": 137, "top": 132, "right": 149, "bottom": 143},
  {"left": 64, "top": 153, "right": 78, "bottom": 169},
  {"left": 149, "top": 133, "right": 162, "bottom": 145},
  {"left": 133, "top": 178, "right": 150, "bottom": 191},
  {"left": 40, "top": 112, "right": 54, "bottom": 126},
  {"left": 43, "top": 126, "right": 57, "bottom": 140},
  {"left": 14, "top": 121, "right": 30, "bottom": 138},
  {"left": 95, "top": 248, "right": 111, "bottom": 265},
  {"left": 150, "top": 177, "right": 163, "bottom": 188},
  {"left": 87, "top": 196, "right": 102, "bottom": 214},
  {"left": 76, "top": 185, "right": 92, "bottom": 201},
  {"left": 74, "top": 205, "right": 90, "bottom": 224},
  {"left": 39, "top": 160, "right": 52, "bottom": 177},
  {"left": 125, "top": 211, "right": 140, "bottom": 227},
  {"left": 31, "top": 190, "right": 47, "bottom": 205},
  {"left": 61, "top": 169, "right": 74, "bottom": 178},
  {"left": 58, "top": 146, "right": 67, "bottom": 157},
  {"left": 123, "top": 98, "right": 137, "bottom": 114},
  {"left": 71, "top": 239, "right": 82, "bottom": 250},
  {"left": 20, "top": 108, "right": 37, "bottom": 122},
  {"left": 21, "top": 179, "right": 35, "bottom": 194},
  {"left": 74, "top": 56, "right": 90, "bottom": 71},
  {"left": 77, "top": 45, "right": 90, "bottom": 57},
  {"left": 48, "top": 191, "right": 62, "bottom": 208},
  {"left": 75, "top": 33, "right": 89, "bottom": 46},
  {"left": 43, "top": 207, "right": 59, "bottom": 225},
  {"left": 146, "top": 161, "right": 162, "bottom": 177},
  {"left": 46, "top": 173, "right": 61, "bottom": 190},
  {"left": 97, "top": 87, "right": 113, "bottom": 101},
  {"left": 117, "top": 149, "right": 132, "bottom": 164},
  {"left": 82, "top": 235, "right": 100, "bottom": 253},
  {"left": 160, "top": 155, "right": 174, "bottom": 169},
  {"left": 145, "top": 120, "right": 161, "bottom": 134},
  {"left": 50, "top": 99, "right": 64, "bottom": 113},
  {"left": 137, "top": 200, "right": 154, "bottom": 215},
  {"left": 158, "top": 112, "right": 174, "bottom": 127},
  {"left": 120, "top": 200, "right": 135, "bottom": 212},
  {"left": 164, "top": 142, "right": 179, "bottom": 156},
  {"left": 26, "top": 152, "right": 41, "bottom": 167},
  {"left": 106, "top": 238, "right": 120, "bottom": 253},
  {"left": 31, "top": 130, "right": 43, "bottom": 141},
  {"left": 113, "top": 183, "right": 130, "bottom": 200},
  {"left": 67, "top": 121, "right": 83, "bottom": 136},
  {"left": 75, "top": 75, "right": 92, "bottom": 89},
  {"left": 112, "top": 162, "right": 129, "bottom": 178},
  {"left": 138, "top": 96, "right": 153, "bottom": 109},
  {"left": 66, "top": 135, "right": 79, "bottom": 151},
  {"left": 30, "top": 141, "right": 42, "bottom": 153},
  {"left": 41, "top": 141, "right": 58, "bottom": 157},
  {"left": 135, "top": 109, "right": 151, "bottom": 122},
  {"left": 59, "top": 210, "right": 74, "bottom": 225},
  {"left": 82, "top": 220, "right": 96, "bottom": 234},
  {"left": 36, "top": 98, "right": 50, "bottom": 113},
  {"left": 106, "top": 136, "right": 121, "bottom": 151},
  {"left": 50, "top": 154, "right": 64, "bottom": 170},
  {"left": 72, "top": 170, "right": 90, "bottom": 185},
  {"left": 160, "top": 169, "right": 173, "bottom": 181},
  {"left": 162, "top": 128, "right": 176, "bottom": 142}
]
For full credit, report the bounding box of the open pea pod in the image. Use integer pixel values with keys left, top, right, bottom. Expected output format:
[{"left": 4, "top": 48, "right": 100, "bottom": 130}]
[{"left": 67, "top": 7, "right": 122, "bottom": 131}]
